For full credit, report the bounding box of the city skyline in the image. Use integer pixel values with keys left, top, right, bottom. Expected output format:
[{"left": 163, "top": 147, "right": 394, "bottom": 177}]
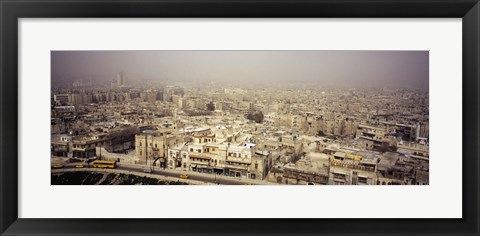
[{"left": 52, "top": 50, "right": 429, "bottom": 90}]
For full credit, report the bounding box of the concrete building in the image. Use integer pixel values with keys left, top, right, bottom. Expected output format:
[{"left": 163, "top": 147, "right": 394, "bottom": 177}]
[
  {"left": 281, "top": 152, "right": 330, "bottom": 185},
  {"left": 328, "top": 153, "right": 378, "bottom": 185},
  {"left": 135, "top": 130, "right": 182, "bottom": 165},
  {"left": 54, "top": 94, "right": 71, "bottom": 104}
]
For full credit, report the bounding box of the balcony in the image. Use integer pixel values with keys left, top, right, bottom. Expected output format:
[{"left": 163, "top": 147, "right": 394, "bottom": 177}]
[
  {"left": 72, "top": 147, "right": 88, "bottom": 151},
  {"left": 226, "top": 157, "right": 251, "bottom": 164},
  {"left": 190, "top": 160, "right": 209, "bottom": 165},
  {"left": 225, "top": 164, "right": 248, "bottom": 170}
]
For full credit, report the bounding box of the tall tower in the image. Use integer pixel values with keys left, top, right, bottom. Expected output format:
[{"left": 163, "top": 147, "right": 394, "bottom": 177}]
[{"left": 117, "top": 72, "right": 126, "bottom": 87}]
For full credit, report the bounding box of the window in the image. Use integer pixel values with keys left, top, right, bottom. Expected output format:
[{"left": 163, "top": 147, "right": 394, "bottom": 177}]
[
  {"left": 333, "top": 173, "right": 346, "bottom": 180},
  {"left": 255, "top": 163, "right": 258, "bottom": 169},
  {"left": 155, "top": 144, "right": 157, "bottom": 148},
  {"left": 358, "top": 177, "right": 368, "bottom": 184},
  {"left": 238, "top": 154, "right": 241, "bottom": 158},
  {"left": 139, "top": 142, "right": 142, "bottom": 146},
  {"left": 190, "top": 148, "right": 193, "bottom": 152}
]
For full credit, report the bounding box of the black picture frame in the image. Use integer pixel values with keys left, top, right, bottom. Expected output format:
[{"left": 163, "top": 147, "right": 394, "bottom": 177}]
[{"left": 1, "top": 0, "right": 479, "bottom": 235}]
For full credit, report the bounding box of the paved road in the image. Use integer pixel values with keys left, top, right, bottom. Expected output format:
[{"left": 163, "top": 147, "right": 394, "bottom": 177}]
[
  {"left": 53, "top": 163, "right": 264, "bottom": 185},
  {"left": 117, "top": 164, "right": 246, "bottom": 185}
]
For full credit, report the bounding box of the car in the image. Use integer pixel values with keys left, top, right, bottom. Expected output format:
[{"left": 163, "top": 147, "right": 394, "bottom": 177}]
[
  {"left": 75, "top": 164, "right": 85, "bottom": 168},
  {"left": 52, "top": 164, "right": 63, "bottom": 168},
  {"left": 143, "top": 169, "right": 153, "bottom": 173},
  {"left": 244, "top": 183, "right": 252, "bottom": 185},
  {"left": 179, "top": 174, "right": 189, "bottom": 179}
]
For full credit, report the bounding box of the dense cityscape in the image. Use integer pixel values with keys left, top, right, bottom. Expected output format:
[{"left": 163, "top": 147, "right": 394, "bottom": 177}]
[
  {"left": 51, "top": 73, "right": 429, "bottom": 185},
  {"left": 51, "top": 51, "right": 429, "bottom": 185}
]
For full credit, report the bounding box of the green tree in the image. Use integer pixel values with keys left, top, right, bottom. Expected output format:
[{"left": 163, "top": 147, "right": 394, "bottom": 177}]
[
  {"left": 246, "top": 111, "right": 264, "bottom": 123},
  {"left": 206, "top": 102, "right": 215, "bottom": 111}
]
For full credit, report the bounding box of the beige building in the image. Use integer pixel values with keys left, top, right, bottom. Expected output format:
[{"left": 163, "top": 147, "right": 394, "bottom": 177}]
[
  {"left": 328, "top": 153, "right": 378, "bottom": 185},
  {"left": 167, "top": 143, "right": 189, "bottom": 170},
  {"left": 70, "top": 133, "right": 113, "bottom": 158},
  {"left": 397, "top": 141, "right": 429, "bottom": 159},
  {"left": 166, "top": 132, "right": 271, "bottom": 180},
  {"left": 250, "top": 151, "right": 272, "bottom": 180},
  {"left": 281, "top": 152, "right": 330, "bottom": 185},
  {"left": 135, "top": 131, "right": 183, "bottom": 165},
  {"left": 356, "top": 124, "right": 395, "bottom": 149}
]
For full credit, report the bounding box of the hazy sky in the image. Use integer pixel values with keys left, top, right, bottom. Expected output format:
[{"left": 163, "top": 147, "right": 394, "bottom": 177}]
[{"left": 51, "top": 50, "right": 429, "bottom": 90}]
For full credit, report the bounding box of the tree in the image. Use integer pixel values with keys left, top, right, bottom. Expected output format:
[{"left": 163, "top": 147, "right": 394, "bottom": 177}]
[
  {"left": 108, "top": 126, "right": 140, "bottom": 147},
  {"left": 246, "top": 111, "right": 264, "bottom": 123},
  {"left": 206, "top": 102, "right": 215, "bottom": 111},
  {"left": 379, "top": 142, "right": 397, "bottom": 153}
]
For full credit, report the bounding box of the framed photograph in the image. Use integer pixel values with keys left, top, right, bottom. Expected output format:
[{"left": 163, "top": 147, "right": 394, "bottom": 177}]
[{"left": 1, "top": 0, "right": 479, "bottom": 235}]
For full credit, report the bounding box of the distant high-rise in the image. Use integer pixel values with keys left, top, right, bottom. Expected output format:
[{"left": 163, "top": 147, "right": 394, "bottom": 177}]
[{"left": 117, "top": 72, "right": 126, "bottom": 87}]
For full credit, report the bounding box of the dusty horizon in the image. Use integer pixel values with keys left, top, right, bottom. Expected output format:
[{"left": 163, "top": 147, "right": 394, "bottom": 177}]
[{"left": 52, "top": 50, "right": 429, "bottom": 90}]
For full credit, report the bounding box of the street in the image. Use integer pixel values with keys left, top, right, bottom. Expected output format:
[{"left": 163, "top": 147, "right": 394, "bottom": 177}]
[{"left": 53, "top": 162, "right": 272, "bottom": 185}]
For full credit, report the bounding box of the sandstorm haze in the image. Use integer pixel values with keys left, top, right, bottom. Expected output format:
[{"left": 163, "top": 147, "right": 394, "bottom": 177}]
[
  {"left": 51, "top": 50, "right": 428, "bottom": 90},
  {"left": 51, "top": 50, "right": 430, "bottom": 186}
]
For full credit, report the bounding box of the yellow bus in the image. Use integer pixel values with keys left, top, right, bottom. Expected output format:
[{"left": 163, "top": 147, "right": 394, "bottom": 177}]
[
  {"left": 345, "top": 154, "right": 363, "bottom": 161},
  {"left": 92, "top": 160, "right": 116, "bottom": 169}
]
